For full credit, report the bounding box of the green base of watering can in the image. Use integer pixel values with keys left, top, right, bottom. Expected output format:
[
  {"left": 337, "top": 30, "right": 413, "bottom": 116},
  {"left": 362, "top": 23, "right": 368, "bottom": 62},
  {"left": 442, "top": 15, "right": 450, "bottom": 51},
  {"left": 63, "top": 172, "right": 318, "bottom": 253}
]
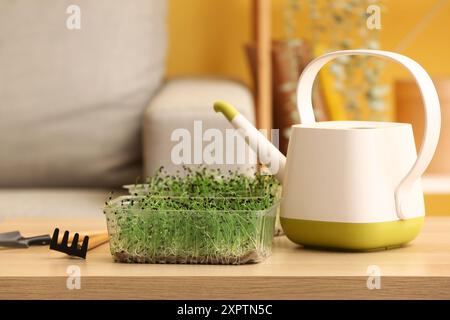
[{"left": 280, "top": 216, "right": 424, "bottom": 251}]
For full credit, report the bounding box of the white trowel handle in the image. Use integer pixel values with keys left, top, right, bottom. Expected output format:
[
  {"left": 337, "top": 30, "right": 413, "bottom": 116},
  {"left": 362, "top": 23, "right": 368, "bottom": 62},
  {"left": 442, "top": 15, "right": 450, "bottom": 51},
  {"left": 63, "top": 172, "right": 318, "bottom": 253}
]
[{"left": 213, "top": 101, "right": 286, "bottom": 182}]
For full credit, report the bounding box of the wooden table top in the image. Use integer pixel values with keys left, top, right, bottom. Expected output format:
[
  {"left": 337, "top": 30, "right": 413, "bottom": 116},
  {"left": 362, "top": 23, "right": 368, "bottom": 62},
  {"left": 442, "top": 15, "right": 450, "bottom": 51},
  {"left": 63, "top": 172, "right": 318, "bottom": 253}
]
[{"left": 1, "top": 217, "right": 450, "bottom": 299}]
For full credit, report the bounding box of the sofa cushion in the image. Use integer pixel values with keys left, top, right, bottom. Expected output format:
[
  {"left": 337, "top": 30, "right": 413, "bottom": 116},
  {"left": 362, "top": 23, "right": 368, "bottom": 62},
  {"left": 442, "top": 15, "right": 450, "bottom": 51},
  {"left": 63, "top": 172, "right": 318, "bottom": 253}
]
[
  {"left": 0, "top": 0, "right": 166, "bottom": 187},
  {"left": 0, "top": 188, "right": 115, "bottom": 220},
  {"left": 143, "top": 78, "right": 256, "bottom": 176}
]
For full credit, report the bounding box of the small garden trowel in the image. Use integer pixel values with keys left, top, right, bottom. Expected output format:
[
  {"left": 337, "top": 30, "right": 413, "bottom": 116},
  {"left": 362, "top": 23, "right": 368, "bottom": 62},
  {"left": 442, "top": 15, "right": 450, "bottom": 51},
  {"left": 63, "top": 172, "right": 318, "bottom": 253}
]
[{"left": 0, "top": 231, "right": 51, "bottom": 248}]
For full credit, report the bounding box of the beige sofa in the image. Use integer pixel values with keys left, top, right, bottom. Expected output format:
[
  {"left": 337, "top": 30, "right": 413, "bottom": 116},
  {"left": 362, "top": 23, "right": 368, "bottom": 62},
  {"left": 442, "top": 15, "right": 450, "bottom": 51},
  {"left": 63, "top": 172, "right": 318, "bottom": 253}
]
[{"left": 0, "top": 1, "right": 254, "bottom": 220}]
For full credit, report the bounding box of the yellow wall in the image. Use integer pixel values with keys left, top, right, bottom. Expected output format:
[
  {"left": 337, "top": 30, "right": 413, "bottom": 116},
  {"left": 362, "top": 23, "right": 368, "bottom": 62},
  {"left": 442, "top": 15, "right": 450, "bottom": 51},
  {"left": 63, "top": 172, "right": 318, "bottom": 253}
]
[
  {"left": 167, "top": 0, "right": 450, "bottom": 114},
  {"left": 167, "top": 0, "right": 253, "bottom": 85},
  {"left": 167, "top": 0, "right": 450, "bottom": 215}
]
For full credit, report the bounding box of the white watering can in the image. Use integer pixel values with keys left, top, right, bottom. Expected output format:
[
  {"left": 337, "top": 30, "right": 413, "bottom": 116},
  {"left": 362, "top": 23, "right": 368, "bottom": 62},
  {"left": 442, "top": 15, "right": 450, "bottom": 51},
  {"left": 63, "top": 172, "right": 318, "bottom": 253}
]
[{"left": 214, "top": 49, "right": 441, "bottom": 250}]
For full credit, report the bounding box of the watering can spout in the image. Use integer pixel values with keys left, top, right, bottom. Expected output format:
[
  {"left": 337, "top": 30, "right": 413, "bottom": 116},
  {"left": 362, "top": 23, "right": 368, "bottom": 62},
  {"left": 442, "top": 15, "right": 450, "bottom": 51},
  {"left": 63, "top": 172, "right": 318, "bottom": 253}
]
[{"left": 213, "top": 101, "right": 286, "bottom": 183}]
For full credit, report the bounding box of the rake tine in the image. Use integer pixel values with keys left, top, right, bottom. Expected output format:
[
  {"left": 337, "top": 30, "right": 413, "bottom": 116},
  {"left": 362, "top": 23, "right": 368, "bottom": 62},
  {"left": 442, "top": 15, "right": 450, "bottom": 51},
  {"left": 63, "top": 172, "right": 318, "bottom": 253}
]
[
  {"left": 71, "top": 233, "right": 79, "bottom": 248},
  {"left": 61, "top": 230, "right": 69, "bottom": 248},
  {"left": 49, "top": 228, "right": 59, "bottom": 250},
  {"left": 70, "top": 233, "right": 80, "bottom": 253},
  {"left": 79, "top": 236, "right": 89, "bottom": 259}
]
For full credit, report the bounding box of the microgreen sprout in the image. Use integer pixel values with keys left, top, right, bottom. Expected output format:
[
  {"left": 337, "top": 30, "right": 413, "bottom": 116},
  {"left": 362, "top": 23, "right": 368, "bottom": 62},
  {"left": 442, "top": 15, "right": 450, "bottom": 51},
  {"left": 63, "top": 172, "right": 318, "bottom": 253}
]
[{"left": 105, "top": 167, "right": 281, "bottom": 264}]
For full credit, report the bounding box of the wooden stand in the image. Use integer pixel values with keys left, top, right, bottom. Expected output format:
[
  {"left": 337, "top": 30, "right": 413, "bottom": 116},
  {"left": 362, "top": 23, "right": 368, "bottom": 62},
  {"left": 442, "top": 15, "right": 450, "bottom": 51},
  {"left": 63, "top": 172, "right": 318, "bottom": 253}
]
[{"left": 253, "top": 0, "right": 272, "bottom": 133}]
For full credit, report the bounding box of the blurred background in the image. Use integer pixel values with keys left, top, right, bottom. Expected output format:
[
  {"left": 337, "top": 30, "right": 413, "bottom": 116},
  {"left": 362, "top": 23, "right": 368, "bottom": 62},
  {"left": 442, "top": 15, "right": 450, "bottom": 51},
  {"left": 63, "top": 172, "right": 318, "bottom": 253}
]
[
  {"left": 168, "top": 0, "right": 448, "bottom": 124},
  {"left": 1, "top": 0, "right": 450, "bottom": 217},
  {"left": 167, "top": 0, "right": 450, "bottom": 215}
]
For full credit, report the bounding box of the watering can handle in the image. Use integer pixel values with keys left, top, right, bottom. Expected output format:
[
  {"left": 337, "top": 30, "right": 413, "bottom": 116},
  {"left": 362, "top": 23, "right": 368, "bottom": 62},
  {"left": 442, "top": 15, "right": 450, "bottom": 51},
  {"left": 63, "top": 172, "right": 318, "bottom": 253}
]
[{"left": 297, "top": 49, "right": 441, "bottom": 220}]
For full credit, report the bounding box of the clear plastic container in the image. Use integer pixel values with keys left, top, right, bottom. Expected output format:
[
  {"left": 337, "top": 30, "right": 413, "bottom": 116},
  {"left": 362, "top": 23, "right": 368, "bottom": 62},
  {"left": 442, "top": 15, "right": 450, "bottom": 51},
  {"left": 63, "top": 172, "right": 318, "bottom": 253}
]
[{"left": 104, "top": 194, "right": 279, "bottom": 264}]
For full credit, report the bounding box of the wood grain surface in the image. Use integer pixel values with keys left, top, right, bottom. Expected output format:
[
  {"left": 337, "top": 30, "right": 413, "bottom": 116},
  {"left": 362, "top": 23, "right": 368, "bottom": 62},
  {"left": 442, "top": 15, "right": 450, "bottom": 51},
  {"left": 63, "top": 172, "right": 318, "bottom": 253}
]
[{"left": 1, "top": 217, "right": 450, "bottom": 299}]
